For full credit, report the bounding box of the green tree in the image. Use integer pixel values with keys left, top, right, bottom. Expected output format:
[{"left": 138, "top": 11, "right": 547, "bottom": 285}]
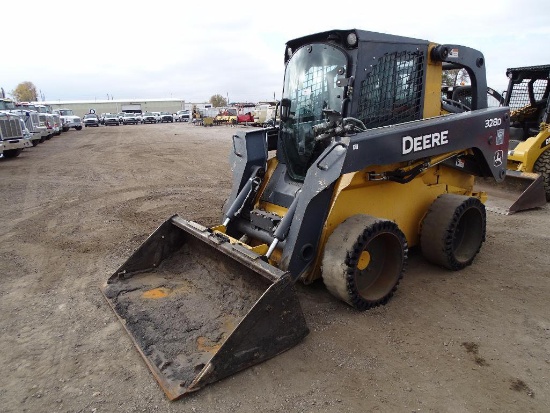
[
  {"left": 210, "top": 94, "right": 227, "bottom": 107},
  {"left": 11, "top": 81, "right": 38, "bottom": 102}
]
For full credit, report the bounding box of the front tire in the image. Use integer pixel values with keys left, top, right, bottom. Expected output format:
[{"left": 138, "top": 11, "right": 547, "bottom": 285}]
[
  {"left": 322, "top": 215, "right": 407, "bottom": 310},
  {"left": 420, "top": 194, "right": 486, "bottom": 270},
  {"left": 533, "top": 149, "right": 550, "bottom": 201},
  {"left": 3, "top": 149, "right": 23, "bottom": 158}
]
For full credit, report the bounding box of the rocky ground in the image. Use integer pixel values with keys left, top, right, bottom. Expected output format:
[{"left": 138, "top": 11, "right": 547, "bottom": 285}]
[{"left": 0, "top": 122, "right": 548, "bottom": 412}]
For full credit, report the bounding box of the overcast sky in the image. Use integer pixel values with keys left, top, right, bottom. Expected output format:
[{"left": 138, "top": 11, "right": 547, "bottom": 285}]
[{"left": 2, "top": 0, "right": 548, "bottom": 104}]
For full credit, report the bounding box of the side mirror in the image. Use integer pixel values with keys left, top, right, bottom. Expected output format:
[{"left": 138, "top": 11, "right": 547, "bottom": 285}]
[{"left": 279, "top": 98, "right": 291, "bottom": 121}]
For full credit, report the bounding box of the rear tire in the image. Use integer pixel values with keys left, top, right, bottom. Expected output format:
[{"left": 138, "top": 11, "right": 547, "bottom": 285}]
[
  {"left": 322, "top": 215, "right": 407, "bottom": 310},
  {"left": 420, "top": 194, "right": 486, "bottom": 270},
  {"left": 533, "top": 149, "right": 550, "bottom": 201}
]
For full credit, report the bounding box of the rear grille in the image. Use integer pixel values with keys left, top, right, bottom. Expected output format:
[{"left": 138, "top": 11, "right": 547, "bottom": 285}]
[
  {"left": 0, "top": 118, "right": 23, "bottom": 139},
  {"left": 357, "top": 50, "right": 424, "bottom": 128}
]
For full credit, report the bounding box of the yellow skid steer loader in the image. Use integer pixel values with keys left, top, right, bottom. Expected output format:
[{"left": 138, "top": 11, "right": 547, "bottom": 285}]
[
  {"left": 475, "top": 65, "right": 549, "bottom": 214},
  {"left": 102, "top": 29, "right": 510, "bottom": 400}
]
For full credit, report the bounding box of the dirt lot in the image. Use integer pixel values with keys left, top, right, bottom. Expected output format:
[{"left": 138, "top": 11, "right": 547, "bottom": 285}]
[{"left": 1, "top": 122, "right": 549, "bottom": 413}]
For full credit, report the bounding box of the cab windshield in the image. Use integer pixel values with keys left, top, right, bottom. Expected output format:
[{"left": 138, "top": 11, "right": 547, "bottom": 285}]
[
  {"left": 0, "top": 100, "right": 16, "bottom": 110},
  {"left": 280, "top": 43, "right": 347, "bottom": 181}
]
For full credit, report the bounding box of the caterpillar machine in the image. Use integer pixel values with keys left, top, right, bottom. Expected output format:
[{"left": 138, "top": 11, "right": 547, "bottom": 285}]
[
  {"left": 483, "top": 65, "right": 549, "bottom": 214},
  {"left": 102, "top": 29, "right": 510, "bottom": 400}
]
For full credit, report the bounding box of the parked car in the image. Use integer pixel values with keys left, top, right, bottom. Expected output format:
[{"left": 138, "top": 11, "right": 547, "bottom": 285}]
[
  {"left": 160, "top": 112, "right": 173, "bottom": 123},
  {"left": 83, "top": 113, "right": 100, "bottom": 127},
  {"left": 104, "top": 113, "right": 120, "bottom": 126},
  {"left": 174, "top": 110, "right": 191, "bottom": 122},
  {"left": 142, "top": 112, "right": 157, "bottom": 124},
  {"left": 151, "top": 111, "right": 161, "bottom": 122},
  {"left": 122, "top": 113, "right": 139, "bottom": 125}
]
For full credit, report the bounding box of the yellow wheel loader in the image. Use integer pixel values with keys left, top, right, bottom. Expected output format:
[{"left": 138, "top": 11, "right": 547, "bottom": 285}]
[
  {"left": 102, "top": 29, "right": 510, "bottom": 400},
  {"left": 476, "top": 65, "right": 549, "bottom": 214}
]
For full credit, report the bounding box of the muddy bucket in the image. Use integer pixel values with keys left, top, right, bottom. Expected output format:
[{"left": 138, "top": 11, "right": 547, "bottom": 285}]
[
  {"left": 475, "top": 171, "right": 546, "bottom": 215},
  {"left": 102, "top": 215, "right": 309, "bottom": 400}
]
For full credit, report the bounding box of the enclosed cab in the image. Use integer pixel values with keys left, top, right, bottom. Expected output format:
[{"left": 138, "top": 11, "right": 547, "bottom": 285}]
[
  {"left": 57, "top": 108, "right": 82, "bottom": 131},
  {"left": 103, "top": 29, "right": 510, "bottom": 400},
  {"left": 0, "top": 111, "right": 31, "bottom": 158},
  {"left": 10, "top": 109, "right": 44, "bottom": 146},
  {"left": 2, "top": 99, "right": 45, "bottom": 145}
]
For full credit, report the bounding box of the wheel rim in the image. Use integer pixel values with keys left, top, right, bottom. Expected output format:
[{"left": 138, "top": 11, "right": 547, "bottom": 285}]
[
  {"left": 353, "top": 232, "right": 404, "bottom": 302},
  {"left": 453, "top": 208, "right": 483, "bottom": 263}
]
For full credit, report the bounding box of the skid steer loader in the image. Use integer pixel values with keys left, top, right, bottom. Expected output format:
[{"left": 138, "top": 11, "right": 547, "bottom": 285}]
[
  {"left": 102, "top": 29, "right": 510, "bottom": 400},
  {"left": 475, "top": 65, "right": 549, "bottom": 214}
]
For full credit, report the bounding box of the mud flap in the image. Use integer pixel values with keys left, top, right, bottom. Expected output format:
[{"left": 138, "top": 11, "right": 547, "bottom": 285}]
[
  {"left": 475, "top": 171, "right": 546, "bottom": 215},
  {"left": 102, "top": 215, "right": 309, "bottom": 400}
]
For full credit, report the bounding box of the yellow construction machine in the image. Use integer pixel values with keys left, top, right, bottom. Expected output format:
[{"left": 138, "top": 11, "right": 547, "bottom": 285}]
[
  {"left": 102, "top": 29, "right": 510, "bottom": 400},
  {"left": 475, "top": 65, "right": 549, "bottom": 214}
]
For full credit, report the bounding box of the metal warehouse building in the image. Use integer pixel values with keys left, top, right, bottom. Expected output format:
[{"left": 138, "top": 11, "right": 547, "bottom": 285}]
[{"left": 42, "top": 98, "right": 210, "bottom": 117}]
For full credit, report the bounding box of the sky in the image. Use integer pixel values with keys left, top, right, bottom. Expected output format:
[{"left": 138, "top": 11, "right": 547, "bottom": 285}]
[{"left": 2, "top": 0, "right": 549, "bottom": 104}]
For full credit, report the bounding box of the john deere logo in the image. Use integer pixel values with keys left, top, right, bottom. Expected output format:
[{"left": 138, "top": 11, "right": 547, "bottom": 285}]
[{"left": 494, "top": 150, "right": 503, "bottom": 167}]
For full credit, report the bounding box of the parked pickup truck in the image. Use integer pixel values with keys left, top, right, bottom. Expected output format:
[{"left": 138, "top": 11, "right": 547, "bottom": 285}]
[
  {"left": 142, "top": 112, "right": 157, "bottom": 124},
  {"left": 160, "top": 112, "right": 173, "bottom": 123},
  {"left": 173, "top": 110, "right": 191, "bottom": 122},
  {"left": 122, "top": 113, "right": 140, "bottom": 125}
]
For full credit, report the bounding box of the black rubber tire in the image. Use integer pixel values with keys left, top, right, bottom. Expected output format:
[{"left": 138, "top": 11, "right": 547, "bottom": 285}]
[
  {"left": 420, "top": 194, "right": 486, "bottom": 271},
  {"left": 533, "top": 149, "right": 550, "bottom": 201},
  {"left": 3, "top": 149, "right": 23, "bottom": 158},
  {"left": 322, "top": 215, "right": 408, "bottom": 311},
  {"left": 76, "top": 126, "right": 82, "bottom": 130},
  {"left": 32, "top": 140, "right": 39, "bottom": 147}
]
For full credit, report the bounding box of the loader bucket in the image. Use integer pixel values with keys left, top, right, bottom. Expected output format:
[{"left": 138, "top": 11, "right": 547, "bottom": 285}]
[
  {"left": 475, "top": 171, "right": 546, "bottom": 215},
  {"left": 102, "top": 215, "right": 309, "bottom": 400}
]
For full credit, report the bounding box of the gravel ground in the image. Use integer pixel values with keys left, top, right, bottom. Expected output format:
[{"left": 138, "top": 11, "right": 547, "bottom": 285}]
[{"left": 1, "top": 122, "right": 549, "bottom": 413}]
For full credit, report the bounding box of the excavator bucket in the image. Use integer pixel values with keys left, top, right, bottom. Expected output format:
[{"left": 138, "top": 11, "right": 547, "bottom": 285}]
[
  {"left": 475, "top": 171, "right": 546, "bottom": 215},
  {"left": 101, "top": 215, "right": 309, "bottom": 400}
]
